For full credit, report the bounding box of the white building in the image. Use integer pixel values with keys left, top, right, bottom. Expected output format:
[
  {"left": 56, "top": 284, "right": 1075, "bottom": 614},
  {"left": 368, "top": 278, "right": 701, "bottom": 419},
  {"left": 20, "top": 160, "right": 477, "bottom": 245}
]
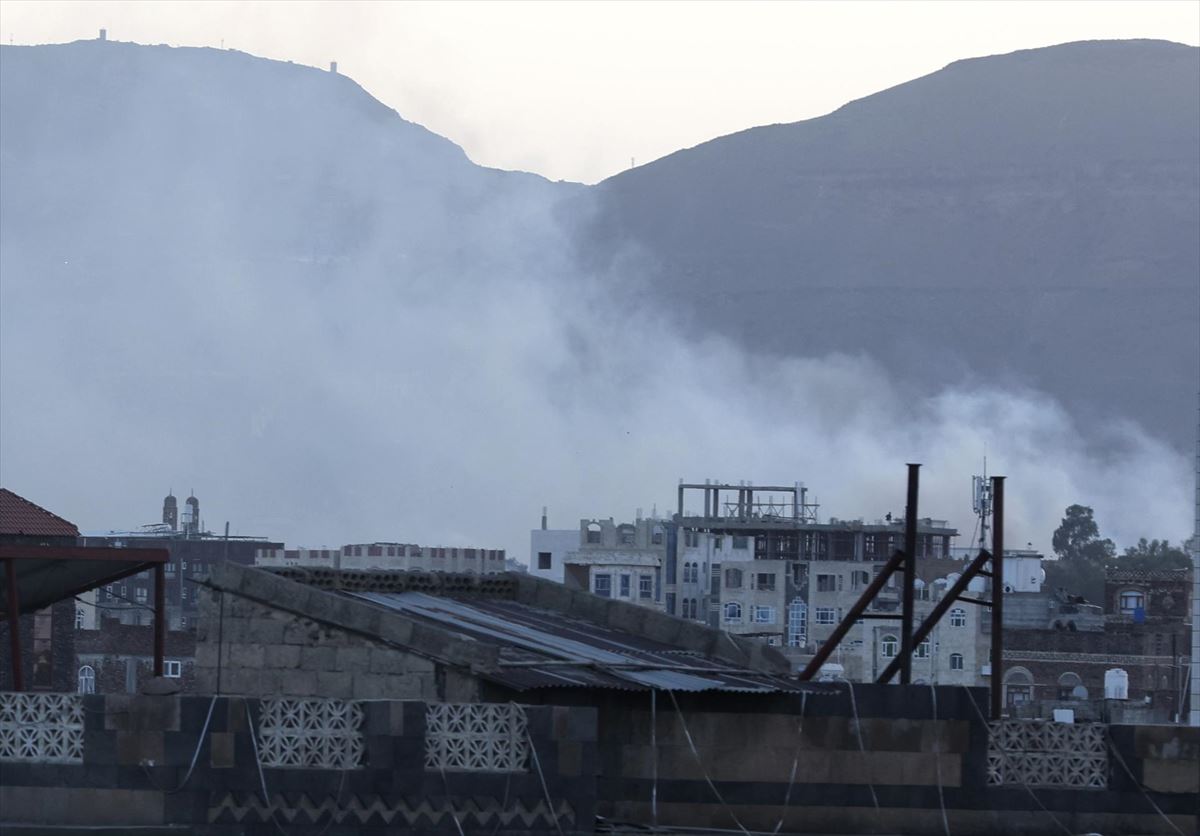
[
  {"left": 256, "top": 542, "right": 507, "bottom": 574},
  {"left": 529, "top": 515, "right": 667, "bottom": 611}
]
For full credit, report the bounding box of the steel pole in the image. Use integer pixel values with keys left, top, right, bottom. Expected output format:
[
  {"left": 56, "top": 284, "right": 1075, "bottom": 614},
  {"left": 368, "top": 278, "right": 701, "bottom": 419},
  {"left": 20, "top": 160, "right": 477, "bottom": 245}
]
[
  {"left": 4, "top": 559, "right": 23, "bottom": 691},
  {"left": 990, "top": 476, "right": 1005, "bottom": 719},
  {"left": 154, "top": 562, "right": 166, "bottom": 677},
  {"left": 900, "top": 464, "right": 920, "bottom": 685}
]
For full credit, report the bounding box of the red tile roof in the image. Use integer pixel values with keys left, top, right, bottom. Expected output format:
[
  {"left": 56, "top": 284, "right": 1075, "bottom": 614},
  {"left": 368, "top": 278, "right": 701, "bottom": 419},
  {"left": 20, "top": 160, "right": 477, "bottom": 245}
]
[{"left": 0, "top": 488, "right": 80, "bottom": 537}]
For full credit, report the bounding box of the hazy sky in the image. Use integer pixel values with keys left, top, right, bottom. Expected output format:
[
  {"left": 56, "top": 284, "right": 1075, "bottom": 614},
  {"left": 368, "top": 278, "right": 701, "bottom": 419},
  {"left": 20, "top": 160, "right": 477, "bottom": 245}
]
[{"left": 2, "top": 0, "right": 1197, "bottom": 183}]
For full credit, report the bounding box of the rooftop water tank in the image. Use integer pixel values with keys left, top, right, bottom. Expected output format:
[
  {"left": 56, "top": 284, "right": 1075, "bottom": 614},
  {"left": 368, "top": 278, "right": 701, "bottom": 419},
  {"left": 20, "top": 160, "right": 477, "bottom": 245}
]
[{"left": 1104, "top": 668, "right": 1129, "bottom": 700}]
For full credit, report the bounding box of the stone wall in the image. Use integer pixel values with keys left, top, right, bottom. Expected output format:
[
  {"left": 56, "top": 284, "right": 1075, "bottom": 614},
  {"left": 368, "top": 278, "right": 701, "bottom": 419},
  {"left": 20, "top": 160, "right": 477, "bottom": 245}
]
[{"left": 0, "top": 692, "right": 596, "bottom": 835}]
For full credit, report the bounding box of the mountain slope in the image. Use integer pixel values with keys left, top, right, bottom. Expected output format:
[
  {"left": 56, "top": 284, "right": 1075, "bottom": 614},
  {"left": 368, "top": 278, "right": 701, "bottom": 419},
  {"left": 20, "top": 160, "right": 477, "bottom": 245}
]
[{"left": 581, "top": 40, "right": 1200, "bottom": 450}]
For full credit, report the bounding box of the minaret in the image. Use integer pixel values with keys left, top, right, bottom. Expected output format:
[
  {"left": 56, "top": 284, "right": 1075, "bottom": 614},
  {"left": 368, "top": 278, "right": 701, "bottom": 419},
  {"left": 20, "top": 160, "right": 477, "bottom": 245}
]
[
  {"left": 162, "top": 491, "right": 178, "bottom": 531},
  {"left": 185, "top": 492, "right": 200, "bottom": 537}
]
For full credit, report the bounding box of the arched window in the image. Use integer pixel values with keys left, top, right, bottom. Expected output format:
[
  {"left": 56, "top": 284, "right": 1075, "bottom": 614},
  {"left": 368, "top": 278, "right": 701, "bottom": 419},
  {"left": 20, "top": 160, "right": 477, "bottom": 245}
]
[
  {"left": 586, "top": 522, "right": 602, "bottom": 544},
  {"left": 949, "top": 608, "right": 967, "bottom": 627},
  {"left": 949, "top": 653, "right": 964, "bottom": 671},
  {"left": 1118, "top": 589, "right": 1146, "bottom": 616},
  {"left": 880, "top": 634, "right": 899, "bottom": 658},
  {"left": 1057, "top": 672, "right": 1085, "bottom": 700},
  {"left": 723, "top": 602, "right": 743, "bottom": 623},
  {"left": 77, "top": 665, "right": 96, "bottom": 694},
  {"left": 1003, "top": 667, "right": 1034, "bottom": 708},
  {"left": 915, "top": 638, "right": 931, "bottom": 658}
]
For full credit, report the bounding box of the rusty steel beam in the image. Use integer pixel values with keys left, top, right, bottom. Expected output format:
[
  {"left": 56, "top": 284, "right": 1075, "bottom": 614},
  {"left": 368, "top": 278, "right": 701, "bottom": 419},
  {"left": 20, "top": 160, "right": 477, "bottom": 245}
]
[
  {"left": 899, "top": 463, "right": 920, "bottom": 685},
  {"left": 4, "top": 559, "right": 23, "bottom": 691},
  {"left": 877, "top": 547, "right": 992, "bottom": 683},
  {"left": 990, "top": 476, "right": 1005, "bottom": 720},
  {"left": 797, "top": 547, "right": 907, "bottom": 680},
  {"left": 154, "top": 562, "right": 166, "bottom": 678}
]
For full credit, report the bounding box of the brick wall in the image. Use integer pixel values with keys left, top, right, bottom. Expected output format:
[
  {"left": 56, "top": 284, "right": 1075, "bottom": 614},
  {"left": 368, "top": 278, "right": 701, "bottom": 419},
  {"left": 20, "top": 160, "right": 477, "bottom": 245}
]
[
  {"left": 0, "top": 599, "right": 76, "bottom": 693},
  {"left": 75, "top": 620, "right": 198, "bottom": 695}
]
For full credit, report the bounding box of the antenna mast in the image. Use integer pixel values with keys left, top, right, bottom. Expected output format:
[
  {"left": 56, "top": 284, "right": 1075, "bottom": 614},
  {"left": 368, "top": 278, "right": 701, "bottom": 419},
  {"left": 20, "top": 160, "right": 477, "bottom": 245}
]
[{"left": 972, "top": 457, "right": 992, "bottom": 549}]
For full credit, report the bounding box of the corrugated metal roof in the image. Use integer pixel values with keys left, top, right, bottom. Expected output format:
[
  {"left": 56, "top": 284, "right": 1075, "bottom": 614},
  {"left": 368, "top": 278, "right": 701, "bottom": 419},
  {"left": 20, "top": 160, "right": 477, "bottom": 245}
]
[
  {"left": 0, "top": 488, "right": 80, "bottom": 538},
  {"left": 349, "top": 590, "right": 814, "bottom": 694}
]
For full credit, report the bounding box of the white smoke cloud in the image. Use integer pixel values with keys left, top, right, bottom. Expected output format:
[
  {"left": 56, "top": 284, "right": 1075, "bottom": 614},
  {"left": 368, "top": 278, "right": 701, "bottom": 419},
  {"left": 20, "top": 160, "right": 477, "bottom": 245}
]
[{"left": 0, "top": 43, "right": 1190, "bottom": 563}]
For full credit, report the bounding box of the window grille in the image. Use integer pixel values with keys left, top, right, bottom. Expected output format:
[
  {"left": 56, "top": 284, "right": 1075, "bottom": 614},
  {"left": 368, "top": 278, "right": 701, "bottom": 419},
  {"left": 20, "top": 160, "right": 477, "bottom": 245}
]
[
  {"left": 425, "top": 703, "right": 529, "bottom": 773},
  {"left": 950, "top": 608, "right": 967, "bottom": 627},
  {"left": 0, "top": 693, "right": 84, "bottom": 763},
  {"left": 723, "top": 602, "right": 743, "bottom": 623},
  {"left": 257, "top": 698, "right": 364, "bottom": 769}
]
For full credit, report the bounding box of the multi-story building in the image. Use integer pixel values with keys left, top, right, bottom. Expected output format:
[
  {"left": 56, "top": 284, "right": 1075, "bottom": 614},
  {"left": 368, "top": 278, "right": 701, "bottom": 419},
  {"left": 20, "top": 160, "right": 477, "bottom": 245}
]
[
  {"left": 255, "top": 542, "right": 507, "bottom": 574},
  {"left": 1001, "top": 567, "right": 1193, "bottom": 722},
  {"left": 78, "top": 492, "right": 282, "bottom": 629},
  {"left": 530, "top": 514, "right": 666, "bottom": 611}
]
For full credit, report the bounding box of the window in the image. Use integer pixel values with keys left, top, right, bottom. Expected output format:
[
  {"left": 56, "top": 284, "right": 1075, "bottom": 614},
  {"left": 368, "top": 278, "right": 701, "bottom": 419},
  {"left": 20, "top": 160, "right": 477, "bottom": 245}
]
[
  {"left": 685, "top": 530, "right": 699, "bottom": 548},
  {"left": 74, "top": 608, "right": 85, "bottom": 629},
  {"left": 618, "top": 525, "right": 635, "bottom": 545},
  {"left": 724, "top": 568, "right": 743, "bottom": 589},
  {"left": 652, "top": 526, "right": 664, "bottom": 545},
  {"left": 1118, "top": 589, "right": 1145, "bottom": 616},
  {"left": 816, "top": 573, "right": 837, "bottom": 592},
  {"left": 537, "top": 552, "right": 552, "bottom": 570},
  {"left": 752, "top": 606, "right": 776, "bottom": 625},
  {"left": 713, "top": 536, "right": 723, "bottom": 550},
  {"left": 165, "top": 562, "right": 176, "bottom": 577},
  {"left": 687, "top": 598, "right": 699, "bottom": 620},
  {"left": 755, "top": 573, "right": 776, "bottom": 591},
  {"left": 880, "top": 634, "right": 899, "bottom": 658},
  {"left": 135, "top": 588, "right": 148, "bottom": 604},
  {"left": 732, "top": 536, "right": 749, "bottom": 550},
  {"left": 163, "top": 660, "right": 182, "bottom": 678},
  {"left": 619, "top": 574, "right": 632, "bottom": 598},
  {"left": 949, "top": 653, "right": 964, "bottom": 671},
  {"left": 767, "top": 636, "right": 781, "bottom": 646},
  {"left": 1057, "top": 672, "right": 1084, "bottom": 700},
  {"left": 1004, "top": 668, "right": 1033, "bottom": 707},
  {"left": 593, "top": 573, "right": 612, "bottom": 598},
  {"left": 787, "top": 598, "right": 807, "bottom": 647},
  {"left": 77, "top": 665, "right": 95, "bottom": 694},
  {"left": 915, "top": 639, "right": 931, "bottom": 658},
  {"left": 639, "top": 575, "right": 653, "bottom": 599},
  {"left": 814, "top": 607, "right": 837, "bottom": 625},
  {"left": 586, "top": 523, "right": 602, "bottom": 544},
  {"left": 950, "top": 607, "right": 967, "bottom": 627},
  {"left": 850, "top": 570, "right": 870, "bottom": 590},
  {"left": 723, "top": 602, "right": 743, "bottom": 623}
]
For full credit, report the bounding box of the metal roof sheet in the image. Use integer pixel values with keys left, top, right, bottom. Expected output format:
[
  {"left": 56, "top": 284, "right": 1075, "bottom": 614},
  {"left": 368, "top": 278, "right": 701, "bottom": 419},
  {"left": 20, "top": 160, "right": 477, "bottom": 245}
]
[{"left": 348, "top": 590, "right": 813, "bottom": 694}]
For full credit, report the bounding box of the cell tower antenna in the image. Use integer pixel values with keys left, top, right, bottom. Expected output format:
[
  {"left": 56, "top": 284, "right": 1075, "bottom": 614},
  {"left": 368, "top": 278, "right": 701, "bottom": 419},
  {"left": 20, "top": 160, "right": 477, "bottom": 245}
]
[{"left": 972, "top": 456, "right": 992, "bottom": 549}]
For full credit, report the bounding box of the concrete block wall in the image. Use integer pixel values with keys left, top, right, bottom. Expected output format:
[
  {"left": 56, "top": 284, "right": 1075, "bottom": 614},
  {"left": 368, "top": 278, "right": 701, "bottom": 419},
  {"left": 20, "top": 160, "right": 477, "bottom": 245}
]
[
  {"left": 194, "top": 563, "right": 503, "bottom": 702},
  {"left": 576, "top": 684, "right": 1199, "bottom": 836},
  {"left": 0, "top": 694, "right": 597, "bottom": 835}
]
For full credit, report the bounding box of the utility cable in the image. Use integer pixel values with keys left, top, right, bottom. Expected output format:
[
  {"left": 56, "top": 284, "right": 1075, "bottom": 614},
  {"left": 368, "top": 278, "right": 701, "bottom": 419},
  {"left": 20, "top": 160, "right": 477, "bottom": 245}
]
[
  {"left": 1105, "top": 734, "right": 1185, "bottom": 836},
  {"left": 770, "top": 690, "right": 807, "bottom": 835},
  {"left": 960, "top": 687, "right": 1072, "bottom": 836},
  {"left": 928, "top": 685, "right": 951, "bottom": 836},
  {"left": 839, "top": 678, "right": 883, "bottom": 832},
  {"left": 665, "top": 689, "right": 753, "bottom": 836},
  {"left": 525, "top": 712, "right": 568, "bottom": 836}
]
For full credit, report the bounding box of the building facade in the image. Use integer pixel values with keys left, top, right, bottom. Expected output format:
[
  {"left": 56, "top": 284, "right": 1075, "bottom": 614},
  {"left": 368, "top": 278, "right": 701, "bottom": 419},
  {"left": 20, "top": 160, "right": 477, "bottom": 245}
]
[
  {"left": 255, "top": 542, "right": 507, "bottom": 574},
  {"left": 530, "top": 516, "right": 666, "bottom": 611}
]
